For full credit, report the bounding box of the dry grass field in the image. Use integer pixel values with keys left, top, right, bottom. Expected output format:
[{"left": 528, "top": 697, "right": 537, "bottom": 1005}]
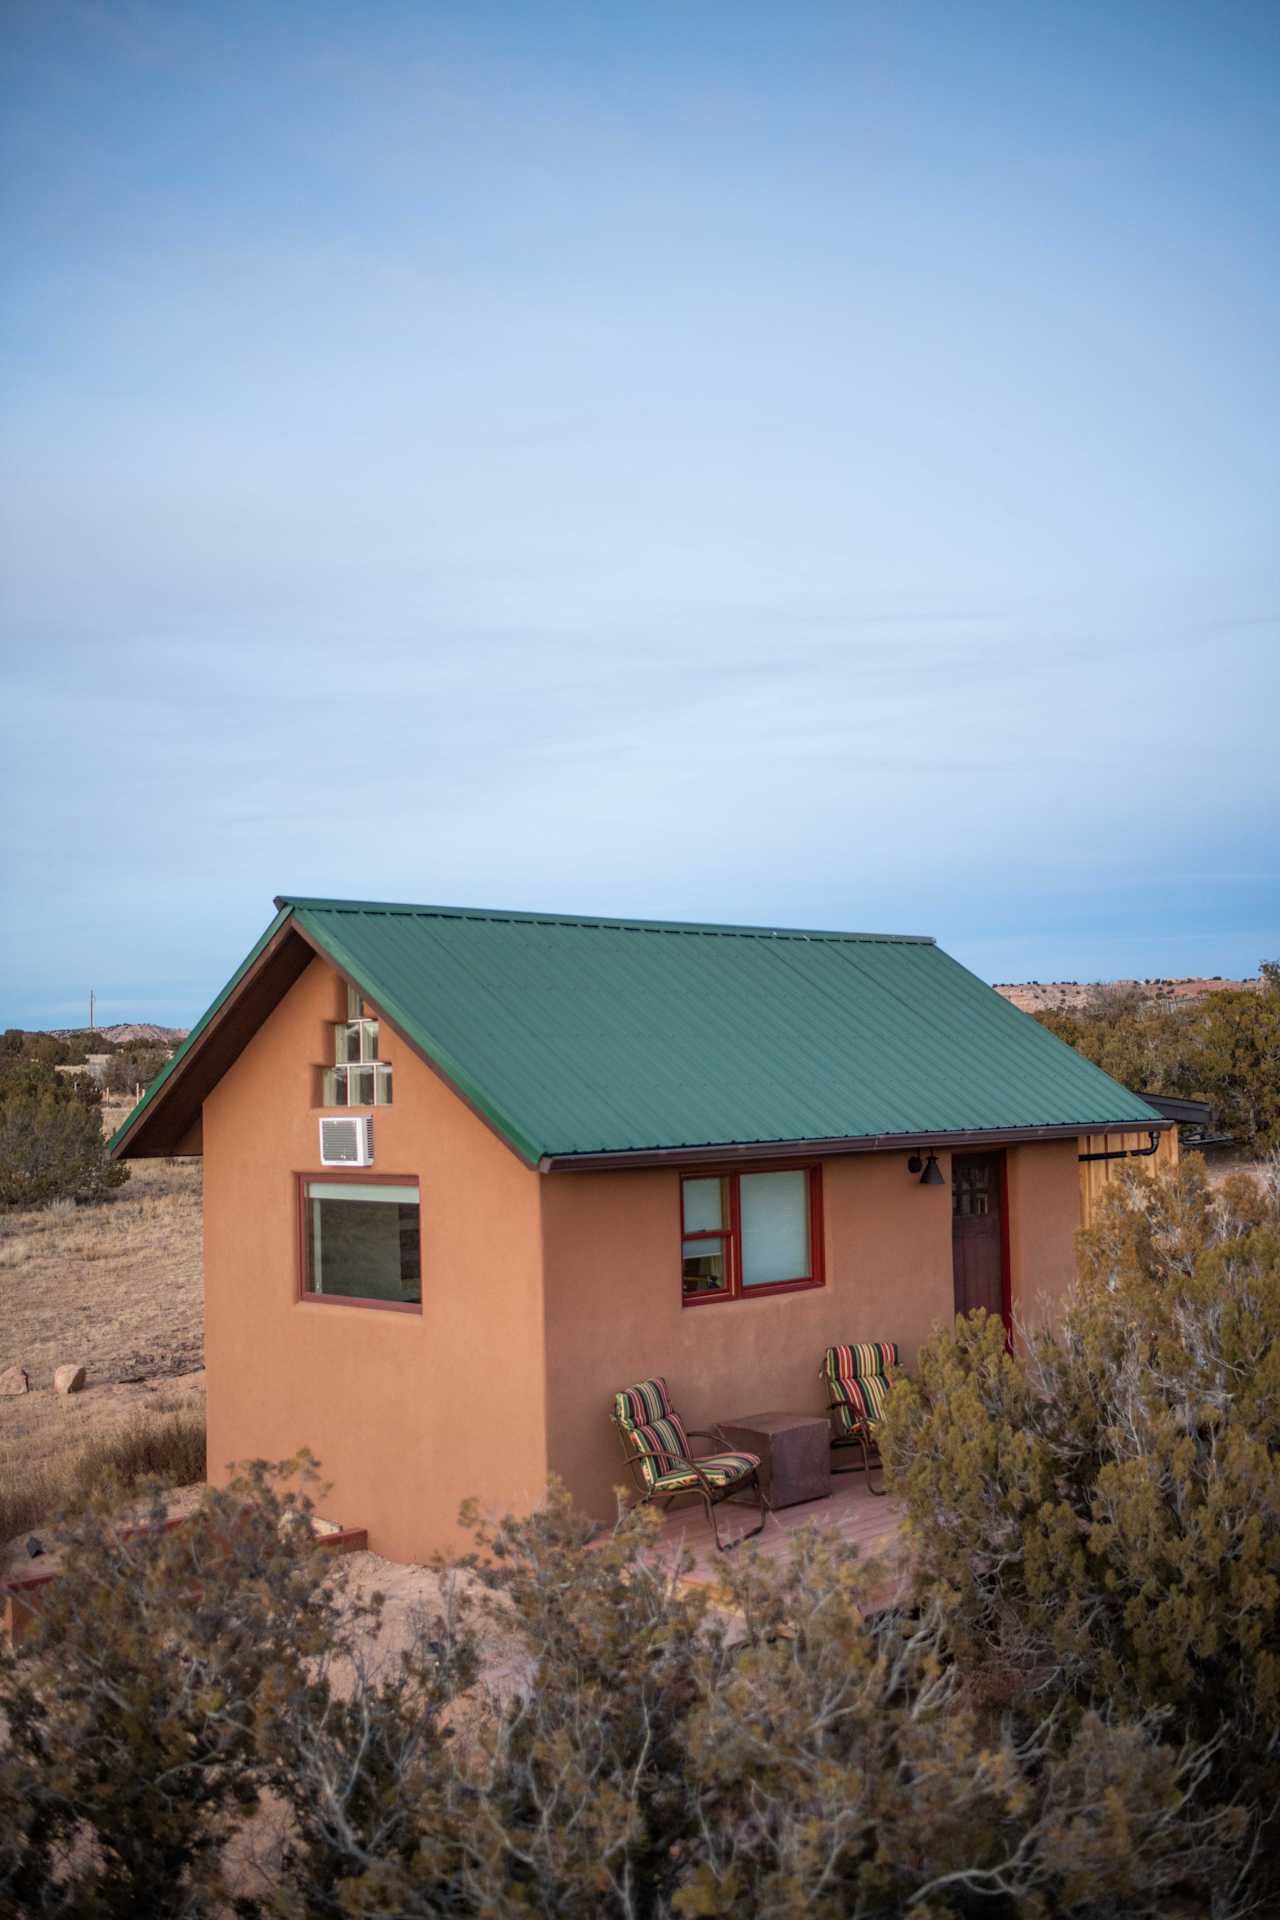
[{"left": 0, "top": 1102, "right": 206, "bottom": 1555}]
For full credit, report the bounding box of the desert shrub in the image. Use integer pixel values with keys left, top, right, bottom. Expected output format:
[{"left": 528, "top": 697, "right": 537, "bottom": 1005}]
[
  {"left": 1194, "top": 965, "right": 1280, "bottom": 1151},
  {"left": 0, "top": 1457, "right": 344, "bottom": 1918},
  {"left": 1036, "top": 961, "right": 1280, "bottom": 1151},
  {"left": 101, "top": 1047, "right": 170, "bottom": 1097},
  {"left": 0, "top": 1055, "right": 100, "bottom": 1108},
  {"left": 263, "top": 1492, "right": 1250, "bottom": 1918},
  {"left": 880, "top": 1157, "right": 1280, "bottom": 1894},
  {"left": 255, "top": 1494, "right": 702, "bottom": 1917},
  {"left": 0, "top": 1085, "right": 127, "bottom": 1208},
  {"left": 0, "top": 1411, "right": 207, "bottom": 1545},
  {"left": 20, "top": 1035, "right": 70, "bottom": 1069},
  {"left": 674, "top": 1535, "right": 1246, "bottom": 1920},
  {"left": 0, "top": 1054, "right": 125, "bottom": 1208},
  {"left": 4, "top": 1472, "right": 1254, "bottom": 1918},
  {"left": 0, "top": 1031, "right": 116, "bottom": 1065}
]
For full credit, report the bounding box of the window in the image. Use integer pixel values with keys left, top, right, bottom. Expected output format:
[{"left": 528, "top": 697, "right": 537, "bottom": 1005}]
[
  {"left": 300, "top": 1177, "right": 421, "bottom": 1310},
  {"left": 953, "top": 1158, "right": 991, "bottom": 1217},
  {"left": 681, "top": 1166, "right": 823, "bottom": 1304},
  {"left": 681, "top": 1176, "right": 731, "bottom": 1297},
  {"left": 317, "top": 989, "right": 393, "bottom": 1106}
]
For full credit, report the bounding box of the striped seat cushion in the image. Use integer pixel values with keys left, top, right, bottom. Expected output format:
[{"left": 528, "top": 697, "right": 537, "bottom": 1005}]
[
  {"left": 625, "top": 1414, "right": 693, "bottom": 1488},
  {"left": 649, "top": 1450, "right": 761, "bottom": 1494},
  {"left": 613, "top": 1377, "right": 675, "bottom": 1432},
  {"left": 828, "top": 1370, "right": 891, "bottom": 1433},
  {"left": 822, "top": 1341, "right": 898, "bottom": 1384},
  {"left": 613, "top": 1380, "right": 696, "bottom": 1490}
]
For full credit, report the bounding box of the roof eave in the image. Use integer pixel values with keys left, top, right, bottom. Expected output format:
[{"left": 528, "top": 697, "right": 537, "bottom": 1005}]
[
  {"left": 109, "top": 902, "right": 547, "bottom": 1169},
  {"left": 537, "top": 1117, "right": 1172, "bottom": 1173},
  {"left": 108, "top": 912, "right": 313, "bottom": 1159},
  {"left": 1137, "top": 1093, "right": 1213, "bottom": 1125}
]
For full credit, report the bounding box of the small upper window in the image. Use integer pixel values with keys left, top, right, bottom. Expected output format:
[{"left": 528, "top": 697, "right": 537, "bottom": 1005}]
[
  {"left": 681, "top": 1166, "right": 823, "bottom": 1304},
  {"left": 318, "top": 989, "right": 392, "bottom": 1106},
  {"left": 335, "top": 1018, "right": 380, "bottom": 1064}
]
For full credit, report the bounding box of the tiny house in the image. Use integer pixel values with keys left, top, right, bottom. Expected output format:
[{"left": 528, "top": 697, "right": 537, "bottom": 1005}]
[{"left": 111, "top": 897, "right": 1172, "bottom": 1562}]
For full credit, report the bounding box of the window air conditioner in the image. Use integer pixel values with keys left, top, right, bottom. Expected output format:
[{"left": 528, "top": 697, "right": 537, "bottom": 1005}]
[{"left": 319, "top": 1115, "right": 374, "bottom": 1167}]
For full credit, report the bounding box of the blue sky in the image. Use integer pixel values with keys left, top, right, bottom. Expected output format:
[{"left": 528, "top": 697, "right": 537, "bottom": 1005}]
[{"left": 2, "top": 0, "right": 1277, "bottom": 1027}]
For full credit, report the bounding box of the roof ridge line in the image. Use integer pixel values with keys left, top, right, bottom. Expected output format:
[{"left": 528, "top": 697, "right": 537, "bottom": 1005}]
[{"left": 274, "top": 896, "right": 935, "bottom": 944}]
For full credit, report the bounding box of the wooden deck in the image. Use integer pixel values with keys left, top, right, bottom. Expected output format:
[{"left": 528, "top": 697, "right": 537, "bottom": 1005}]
[{"left": 640, "top": 1474, "right": 909, "bottom": 1597}]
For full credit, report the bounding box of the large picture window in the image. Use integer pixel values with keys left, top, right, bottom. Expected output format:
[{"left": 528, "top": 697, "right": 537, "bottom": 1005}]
[
  {"left": 300, "top": 1176, "right": 421, "bottom": 1311},
  {"left": 681, "top": 1166, "right": 823, "bottom": 1304}
]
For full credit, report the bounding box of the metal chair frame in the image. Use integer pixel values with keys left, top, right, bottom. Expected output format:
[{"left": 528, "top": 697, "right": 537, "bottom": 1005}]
[
  {"left": 827, "top": 1411, "right": 887, "bottom": 1494},
  {"left": 612, "top": 1411, "right": 770, "bottom": 1551}
]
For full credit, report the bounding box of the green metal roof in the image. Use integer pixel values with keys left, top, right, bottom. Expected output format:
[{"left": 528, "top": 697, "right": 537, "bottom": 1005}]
[{"left": 241, "top": 896, "right": 1162, "bottom": 1165}]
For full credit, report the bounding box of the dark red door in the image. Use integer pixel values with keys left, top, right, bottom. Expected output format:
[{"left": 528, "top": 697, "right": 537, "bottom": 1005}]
[{"left": 952, "top": 1152, "right": 1009, "bottom": 1333}]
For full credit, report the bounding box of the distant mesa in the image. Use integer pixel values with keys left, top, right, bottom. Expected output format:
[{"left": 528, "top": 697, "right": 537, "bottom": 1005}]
[
  {"left": 994, "top": 978, "right": 1257, "bottom": 1014},
  {"left": 50, "top": 1023, "right": 189, "bottom": 1045},
  {"left": 94, "top": 1023, "right": 188, "bottom": 1045}
]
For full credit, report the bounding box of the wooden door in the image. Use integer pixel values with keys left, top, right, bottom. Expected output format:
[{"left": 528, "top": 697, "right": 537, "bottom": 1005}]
[{"left": 951, "top": 1152, "right": 1009, "bottom": 1331}]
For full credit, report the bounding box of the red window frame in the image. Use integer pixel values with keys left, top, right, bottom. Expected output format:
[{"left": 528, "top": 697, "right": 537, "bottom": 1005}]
[
  {"left": 296, "top": 1171, "right": 423, "bottom": 1314},
  {"left": 680, "top": 1164, "right": 825, "bottom": 1306}
]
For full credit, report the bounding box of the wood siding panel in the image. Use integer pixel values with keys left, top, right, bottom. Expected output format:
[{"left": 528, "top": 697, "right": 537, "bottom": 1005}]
[{"left": 1079, "top": 1127, "right": 1179, "bottom": 1226}]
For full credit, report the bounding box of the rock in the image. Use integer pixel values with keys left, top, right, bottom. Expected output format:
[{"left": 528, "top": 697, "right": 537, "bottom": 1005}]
[
  {"left": 0, "top": 1365, "right": 28, "bottom": 1395},
  {"left": 53, "top": 1364, "right": 86, "bottom": 1395}
]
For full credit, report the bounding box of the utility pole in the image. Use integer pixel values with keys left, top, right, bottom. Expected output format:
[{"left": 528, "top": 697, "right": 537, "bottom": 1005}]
[{"left": 89, "top": 989, "right": 95, "bottom": 1033}]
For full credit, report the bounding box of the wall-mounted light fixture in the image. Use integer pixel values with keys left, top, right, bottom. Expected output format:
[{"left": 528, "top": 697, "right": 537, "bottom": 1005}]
[{"left": 907, "top": 1151, "right": 945, "bottom": 1186}]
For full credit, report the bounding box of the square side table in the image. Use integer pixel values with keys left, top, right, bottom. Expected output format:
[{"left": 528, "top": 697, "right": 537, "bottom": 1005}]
[{"left": 719, "top": 1409, "right": 831, "bottom": 1508}]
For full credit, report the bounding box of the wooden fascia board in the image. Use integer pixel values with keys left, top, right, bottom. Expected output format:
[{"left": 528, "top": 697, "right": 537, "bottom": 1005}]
[
  {"left": 1137, "top": 1093, "right": 1212, "bottom": 1124},
  {"left": 537, "top": 1118, "right": 1174, "bottom": 1173}
]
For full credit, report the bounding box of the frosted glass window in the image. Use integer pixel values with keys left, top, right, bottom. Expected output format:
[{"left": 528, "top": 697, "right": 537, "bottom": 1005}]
[
  {"left": 740, "top": 1171, "right": 809, "bottom": 1288},
  {"left": 682, "top": 1178, "right": 725, "bottom": 1233}
]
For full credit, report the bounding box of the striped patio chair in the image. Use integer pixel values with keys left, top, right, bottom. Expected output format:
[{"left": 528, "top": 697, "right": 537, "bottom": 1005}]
[
  {"left": 820, "top": 1342, "right": 900, "bottom": 1494},
  {"left": 610, "top": 1376, "right": 769, "bottom": 1550}
]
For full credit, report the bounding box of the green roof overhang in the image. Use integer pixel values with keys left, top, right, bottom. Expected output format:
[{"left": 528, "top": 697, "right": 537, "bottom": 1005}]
[{"left": 110, "top": 896, "right": 1169, "bottom": 1166}]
